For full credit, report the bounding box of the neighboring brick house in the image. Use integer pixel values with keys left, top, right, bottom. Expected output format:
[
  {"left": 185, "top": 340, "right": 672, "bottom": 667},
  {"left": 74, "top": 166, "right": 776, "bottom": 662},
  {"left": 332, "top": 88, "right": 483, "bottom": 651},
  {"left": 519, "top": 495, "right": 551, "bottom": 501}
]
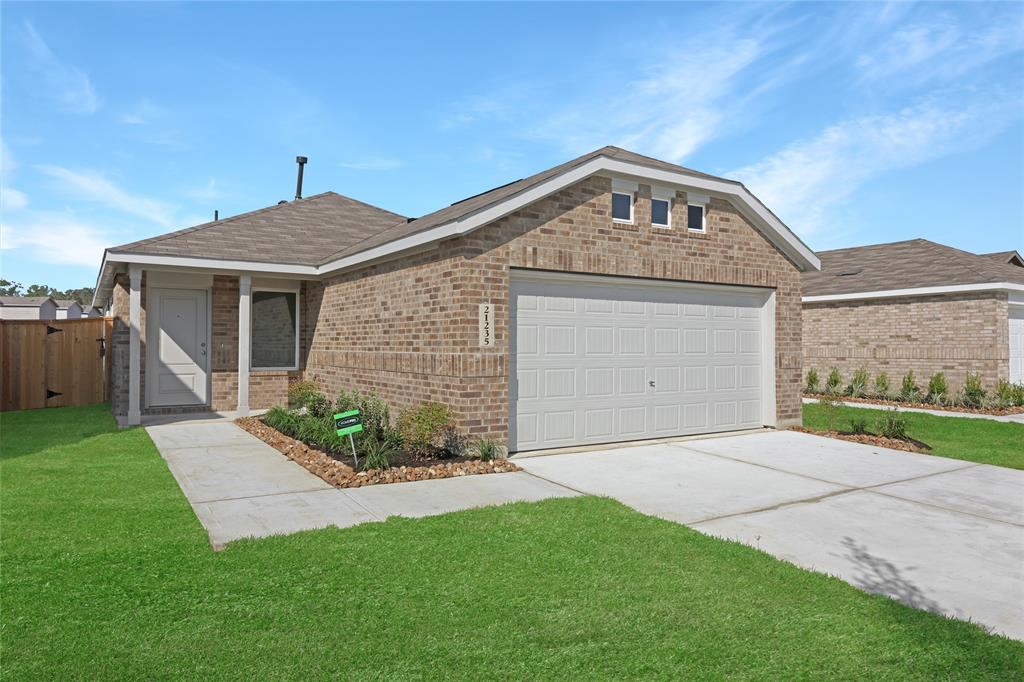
[
  {"left": 93, "top": 146, "right": 820, "bottom": 451},
  {"left": 802, "top": 239, "right": 1024, "bottom": 392}
]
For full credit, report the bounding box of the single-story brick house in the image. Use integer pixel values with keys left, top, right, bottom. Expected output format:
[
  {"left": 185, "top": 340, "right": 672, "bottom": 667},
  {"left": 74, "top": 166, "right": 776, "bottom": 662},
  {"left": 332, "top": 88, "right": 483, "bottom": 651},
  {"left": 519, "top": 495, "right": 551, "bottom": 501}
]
[
  {"left": 802, "top": 239, "right": 1024, "bottom": 391},
  {"left": 92, "top": 146, "right": 820, "bottom": 451}
]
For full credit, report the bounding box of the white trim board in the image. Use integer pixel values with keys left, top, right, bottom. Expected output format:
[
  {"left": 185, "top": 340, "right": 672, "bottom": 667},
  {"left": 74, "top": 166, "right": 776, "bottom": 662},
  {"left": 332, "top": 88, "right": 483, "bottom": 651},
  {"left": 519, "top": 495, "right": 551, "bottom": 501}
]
[
  {"left": 803, "top": 282, "right": 1024, "bottom": 303},
  {"left": 93, "top": 153, "right": 820, "bottom": 308}
]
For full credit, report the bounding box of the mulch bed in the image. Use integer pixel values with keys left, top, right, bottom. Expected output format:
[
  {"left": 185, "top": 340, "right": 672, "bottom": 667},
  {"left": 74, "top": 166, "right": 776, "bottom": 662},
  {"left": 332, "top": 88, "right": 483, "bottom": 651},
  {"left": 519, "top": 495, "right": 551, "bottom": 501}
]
[
  {"left": 235, "top": 417, "right": 520, "bottom": 488},
  {"left": 791, "top": 425, "right": 931, "bottom": 454},
  {"left": 804, "top": 393, "right": 1024, "bottom": 416}
]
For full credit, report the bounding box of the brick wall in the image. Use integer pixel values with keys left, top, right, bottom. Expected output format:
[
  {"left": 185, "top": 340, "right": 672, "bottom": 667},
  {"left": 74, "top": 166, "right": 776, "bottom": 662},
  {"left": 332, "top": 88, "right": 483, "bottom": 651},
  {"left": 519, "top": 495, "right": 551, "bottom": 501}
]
[
  {"left": 802, "top": 292, "right": 1010, "bottom": 391},
  {"left": 305, "top": 175, "right": 805, "bottom": 442}
]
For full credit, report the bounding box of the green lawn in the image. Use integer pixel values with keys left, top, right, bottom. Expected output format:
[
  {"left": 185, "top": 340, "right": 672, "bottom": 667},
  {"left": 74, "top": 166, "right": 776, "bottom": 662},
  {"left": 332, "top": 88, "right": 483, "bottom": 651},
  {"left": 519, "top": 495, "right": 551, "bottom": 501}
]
[
  {"left": 3, "top": 405, "right": 1022, "bottom": 680},
  {"left": 803, "top": 402, "right": 1024, "bottom": 470}
]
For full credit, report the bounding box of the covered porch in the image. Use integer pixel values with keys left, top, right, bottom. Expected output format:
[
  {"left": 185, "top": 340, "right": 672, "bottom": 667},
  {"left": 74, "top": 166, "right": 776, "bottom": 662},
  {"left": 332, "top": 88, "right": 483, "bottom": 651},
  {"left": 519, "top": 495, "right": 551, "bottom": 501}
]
[{"left": 106, "top": 266, "right": 309, "bottom": 426}]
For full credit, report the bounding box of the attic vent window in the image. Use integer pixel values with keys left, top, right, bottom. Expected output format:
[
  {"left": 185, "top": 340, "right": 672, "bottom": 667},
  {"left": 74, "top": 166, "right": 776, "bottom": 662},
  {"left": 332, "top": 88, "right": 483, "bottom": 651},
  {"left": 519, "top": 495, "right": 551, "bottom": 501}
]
[{"left": 837, "top": 268, "right": 863, "bottom": 276}]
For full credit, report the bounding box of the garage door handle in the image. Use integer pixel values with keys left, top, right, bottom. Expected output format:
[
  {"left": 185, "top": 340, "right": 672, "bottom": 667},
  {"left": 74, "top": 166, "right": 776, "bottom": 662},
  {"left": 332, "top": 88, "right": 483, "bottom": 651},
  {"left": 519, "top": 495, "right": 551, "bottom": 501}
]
[{"left": 648, "top": 380, "right": 655, "bottom": 387}]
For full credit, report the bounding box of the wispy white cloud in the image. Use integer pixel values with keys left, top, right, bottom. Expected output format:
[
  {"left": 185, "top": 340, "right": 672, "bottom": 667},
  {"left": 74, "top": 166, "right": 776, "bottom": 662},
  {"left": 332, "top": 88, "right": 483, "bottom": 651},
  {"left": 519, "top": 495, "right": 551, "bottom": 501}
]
[
  {"left": 22, "top": 21, "right": 100, "bottom": 114},
  {"left": 0, "top": 214, "right": 111, "bottom": 267},
  {"left": 731, "top": 96, "right": 1017, "bottom": 236},
  {"left": 856, "top": 15, "right": 1024, "bottom": 83},
  {"left": 38, "top": 165, "right": 176, "bottom": 227},
  {"left": 182, "top": 177, "right": 222, "bottom": 201},
  {"left": 119, "top": 98, "right": 168, "bottom": 126},
  {"left": 339, "top": 158, "right": 404, "bottom": 171},
  {"left": 2, "top": 187, "right": 28, "bottom": 211}
]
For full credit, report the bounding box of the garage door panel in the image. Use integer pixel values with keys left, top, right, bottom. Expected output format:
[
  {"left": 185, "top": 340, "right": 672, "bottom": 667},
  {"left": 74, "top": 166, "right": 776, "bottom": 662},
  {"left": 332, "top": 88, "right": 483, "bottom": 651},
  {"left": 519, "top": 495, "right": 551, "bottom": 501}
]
[{"left": 511, "top": 275, "right": 770, "bottom": 451}]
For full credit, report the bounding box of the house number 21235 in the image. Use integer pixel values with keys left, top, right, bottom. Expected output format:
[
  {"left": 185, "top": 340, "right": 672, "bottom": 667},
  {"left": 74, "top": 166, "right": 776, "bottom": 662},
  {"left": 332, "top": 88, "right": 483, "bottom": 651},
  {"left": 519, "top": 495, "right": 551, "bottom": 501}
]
[{"left": 479, "top": 302, "right": 493, "bottom": 347}]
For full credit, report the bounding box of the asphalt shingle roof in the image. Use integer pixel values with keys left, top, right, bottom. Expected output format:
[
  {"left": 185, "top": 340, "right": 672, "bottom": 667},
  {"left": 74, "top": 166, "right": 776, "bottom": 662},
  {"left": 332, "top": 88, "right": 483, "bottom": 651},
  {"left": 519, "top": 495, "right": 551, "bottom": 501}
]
[
  {"left": 802, "top": 239, "right": 1024, "bottom": 297},
  {"left": 0, "top": 296, "right": 54, "bottom": 307},
  {"left": 107, "top": 146, "right": 742, "bottom": 267},
  {"left": 109, "top": 192, "right": 407, "bottom": 266}
]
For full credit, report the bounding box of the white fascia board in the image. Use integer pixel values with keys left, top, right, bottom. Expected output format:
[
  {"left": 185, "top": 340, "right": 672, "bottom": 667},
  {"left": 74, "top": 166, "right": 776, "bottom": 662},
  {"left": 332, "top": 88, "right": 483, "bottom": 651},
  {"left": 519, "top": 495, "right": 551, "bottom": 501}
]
[
  {"left": 319, "top": 156, "right": 821, "bottom": 275},
  {"left": 104, "top": 251, "right": 318, "bottom": 276},
  {"left": 803, "top": 282, "right": 1024, "bottom": 303}
]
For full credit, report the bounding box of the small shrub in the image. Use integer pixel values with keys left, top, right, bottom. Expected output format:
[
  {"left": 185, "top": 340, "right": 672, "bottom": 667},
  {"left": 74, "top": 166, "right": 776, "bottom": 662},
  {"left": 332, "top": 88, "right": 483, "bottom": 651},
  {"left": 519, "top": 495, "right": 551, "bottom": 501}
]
[
  {"left": 296, "top": 415, "right": 341, "bottom": 451},
  {"left": 878, "top": 409, "right": 908, "bottom": 440},
  {"left": 825, "top": 368, "right": 844, "bottom": 395},
  {"left": 360, "top": 438, "right": 399, "bottom": 471},
  {"left": 476, "top": 438, "right": 504, "bottom": 461},
  {"left": 817, "top": 395, "right": 843, "bottom": 432},
  {"left": 849, "top": 417, "right": 870, "bottom": 435},
  {"left": 849, "top": 368, "right": 869, "bottom": 397},
  {"left": 962, "top": 372, "right": 986, "bottom": 408},
  {"left": 263, "top": 405, "right": 301, "bottom": 437},
  {"left": 398, "top": 402, "right": 454, "bottom": 457},
  {"left": 805, "top": 368, "right": 820, "bottom": 393},
  {"left": 1012, "top": 383, "right": 1024, "bottom": 407},
  {"left": 287, "top": 380, "right": 322, "bottom": 410},
  {"left": 926, "top": 373, "right": 949, "bottom": 404},
  {"left": 900, "top": 370, "right": 920, "bottom": 401},
  {"left": 874, "top": 373, "right": 890, "bottom": 397},
  {"left": 336, "top": 389, "right": 397, "bottom": 445},
  {"left": 995, "top": 379, "right": 1014, "bottom": 407},
  {"left": 306, "top": 393, "right": 334, "bottom": 420},
  {"left": 439, "top": 425, "right": 468, "bottom": 459}
]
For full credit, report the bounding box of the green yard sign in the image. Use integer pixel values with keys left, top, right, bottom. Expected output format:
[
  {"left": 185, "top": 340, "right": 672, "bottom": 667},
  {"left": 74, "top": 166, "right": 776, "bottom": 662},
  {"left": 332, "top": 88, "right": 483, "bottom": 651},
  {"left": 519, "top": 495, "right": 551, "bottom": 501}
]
[
  {"left": 334, "top": 409, "right": 364, "bottom": 468},
  {"left": 334, "top": 410, "right": 364, "bottom": 437}
]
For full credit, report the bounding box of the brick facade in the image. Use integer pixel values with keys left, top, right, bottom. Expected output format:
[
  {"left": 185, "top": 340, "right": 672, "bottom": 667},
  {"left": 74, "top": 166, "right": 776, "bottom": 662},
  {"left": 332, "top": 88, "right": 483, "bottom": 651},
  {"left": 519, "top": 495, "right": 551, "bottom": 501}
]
[
  {"left": 802, "top": 292, "right": 1010, "bottom": 391},
  {"left": 110, "top": 273, "right": 299, "bottom": 416},
  {"left": 304, "top": 175, "right": 804, "bottom": 442}
]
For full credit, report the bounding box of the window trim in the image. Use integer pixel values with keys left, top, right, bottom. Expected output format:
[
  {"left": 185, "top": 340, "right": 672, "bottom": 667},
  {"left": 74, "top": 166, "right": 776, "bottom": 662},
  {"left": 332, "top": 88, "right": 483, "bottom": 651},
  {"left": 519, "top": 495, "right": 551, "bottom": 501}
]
[
  {"left": 611, "top": 191, "right": 634, "bottom": 224},
  {"left": 250, "top": 286, "right": 300, "bottom": 371},
  {"left": 651, "top": 186, "right": 673, "bottom": 228},
  {"left": 687, "top": 193, "right": 709, "bottom": 233}
]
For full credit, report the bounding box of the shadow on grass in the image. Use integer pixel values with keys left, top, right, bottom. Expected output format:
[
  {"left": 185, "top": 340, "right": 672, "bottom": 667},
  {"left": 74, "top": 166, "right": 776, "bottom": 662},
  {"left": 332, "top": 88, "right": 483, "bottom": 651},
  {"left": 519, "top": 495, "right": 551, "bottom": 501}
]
[{"left": 0, "top": 403, "right": 121, "bottom": 461}]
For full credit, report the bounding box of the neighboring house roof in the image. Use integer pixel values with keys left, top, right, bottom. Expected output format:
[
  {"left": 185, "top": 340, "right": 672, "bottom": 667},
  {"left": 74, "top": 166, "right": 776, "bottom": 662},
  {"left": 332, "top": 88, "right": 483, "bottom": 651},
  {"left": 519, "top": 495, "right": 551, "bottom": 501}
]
[
  {"left": 981, "top": 250, "right": 1024, "bottom": 267},
  {"left": 803, "top": 239, "right": 1024, "bottom": 301},
  {"left": 0, "top": 296, "right": 56, "bottom": 307},
  {"left": 54, "top": 299, "right": 81, "bottom": 309},
  {"left": 94, "top": 145, "right": 819, "bottom": 307}
]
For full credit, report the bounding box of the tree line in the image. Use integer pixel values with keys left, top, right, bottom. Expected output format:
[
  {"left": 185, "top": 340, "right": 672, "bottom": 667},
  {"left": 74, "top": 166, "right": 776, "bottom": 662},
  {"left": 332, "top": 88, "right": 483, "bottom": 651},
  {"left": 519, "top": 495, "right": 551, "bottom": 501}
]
[{"left": 0, "top": 279, "right": 95, "bottom": 307}]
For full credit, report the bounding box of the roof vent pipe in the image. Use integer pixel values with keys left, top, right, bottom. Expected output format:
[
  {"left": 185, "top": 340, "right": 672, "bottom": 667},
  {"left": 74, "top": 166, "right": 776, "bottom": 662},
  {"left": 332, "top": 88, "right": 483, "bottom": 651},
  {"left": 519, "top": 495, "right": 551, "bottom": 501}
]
[
  {"left": 295, "top": 156, "right": 308, "bottom": 200},
  {"left": 214, "top": 210, "right": 219, "bottom": 221}
]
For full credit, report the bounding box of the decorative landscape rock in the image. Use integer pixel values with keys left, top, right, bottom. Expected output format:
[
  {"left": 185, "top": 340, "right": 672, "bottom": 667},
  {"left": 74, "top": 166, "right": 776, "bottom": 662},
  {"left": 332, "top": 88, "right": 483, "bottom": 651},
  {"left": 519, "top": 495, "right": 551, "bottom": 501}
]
[
  {"left": 235, "top": 417, "right": 519, "bottom": 488},
  {"left": 803, "top": 393, "right": 1024, "bottom": 416},
  {"left": 791, "top": 425, "right": 930, "bottom": 454}
]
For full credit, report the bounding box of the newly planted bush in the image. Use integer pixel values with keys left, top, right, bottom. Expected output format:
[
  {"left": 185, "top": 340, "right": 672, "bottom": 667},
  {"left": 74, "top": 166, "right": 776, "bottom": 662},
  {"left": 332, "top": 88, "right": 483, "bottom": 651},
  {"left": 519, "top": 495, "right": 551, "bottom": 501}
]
[
  {"left": 927, "top": 373, "right": 949, "bottom": 404},
  {"left": 874, "top": 373, "right": 890, "bottom": 397},
  {"left": 1013, "top": 383, "right": 1024, "bottom": 407},
  {"left": 817, "top": 396, "right": 843, "bottom": 432},
  {"left": 900, "top": 370, "right": 920, "bottom": 401},
  {"left": 849, "top": 417, "right": 870, "bottom": 435},
  {"left": 336, "top": 389, "right": 396, "bottom": 444},
  {"left": 825, "top": 368, "right": 844, "bottom": 394},
  {"left": 287, "top": 380, "right": 322, "bottom": 410},
  {"left": 849, "top": 368, "right": 869, "bottom": 397},
  {"left": 263, "top": 406, "right": 301, "bottom": 437},
  {"left": 398, "top": 402, "right": 454, "bottom": 457},
  {"left": 297, "top": 415, "right": 342, "bottom": 451},
  {"left": 995, "top": 379, "right": 1014, "bottom": 407},
  {"left": 805, "top": 368, "right": 820, "bottom": 393},
  {"left": 962, "top": 372, "right": 986, "bottom": 408},
  {"left": 360, "top": 438, "right": 399, "bottom": 471},
  {"left": 476, "top": 438, "right": 504, "bottom": 462},
  {"left": 306, "top": 393, "right": 334, "bottom": 420},
  {"left": 878, "top": 409, "right": 908, "bottom": 440}
]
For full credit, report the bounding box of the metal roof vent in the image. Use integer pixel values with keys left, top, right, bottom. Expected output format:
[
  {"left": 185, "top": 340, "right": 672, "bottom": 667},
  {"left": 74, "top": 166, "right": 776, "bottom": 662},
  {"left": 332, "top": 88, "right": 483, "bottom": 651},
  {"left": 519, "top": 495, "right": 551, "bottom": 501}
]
[{"left": 836, "top": 268, "right": 863, "bottom": 276}]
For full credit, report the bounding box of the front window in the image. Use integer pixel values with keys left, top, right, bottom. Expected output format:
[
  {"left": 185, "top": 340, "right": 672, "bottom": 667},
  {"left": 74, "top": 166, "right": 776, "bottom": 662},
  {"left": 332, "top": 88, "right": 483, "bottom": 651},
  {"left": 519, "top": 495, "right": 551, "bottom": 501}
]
[
  {"left": 652, "top": 197, "right": 671, "bottom": 227},
  {"left": 612, "top": 192, "right": 633, "bottom": 222},
  {"left": 688, "top": 204, "right": 706, "bottom": 232},
  {"left": 251, "top": 290, "right": 298, "bottom": 369}
]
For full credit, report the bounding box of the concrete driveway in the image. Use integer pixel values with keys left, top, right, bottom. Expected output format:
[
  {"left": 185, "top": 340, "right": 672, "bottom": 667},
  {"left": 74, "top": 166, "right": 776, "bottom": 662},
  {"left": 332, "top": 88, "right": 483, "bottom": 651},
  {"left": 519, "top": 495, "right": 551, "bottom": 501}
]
[{"left": 516, "top": 430, "right": 1024, "bottom": 640}]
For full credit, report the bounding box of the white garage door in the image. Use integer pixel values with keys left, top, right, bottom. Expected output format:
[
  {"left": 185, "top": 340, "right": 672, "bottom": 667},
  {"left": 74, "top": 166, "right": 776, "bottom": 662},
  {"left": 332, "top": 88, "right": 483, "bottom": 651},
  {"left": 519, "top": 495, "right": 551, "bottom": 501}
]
[
  {"left": 1010, "top": 308, "right": 1024, "bottom": 384},
  {"left": 510, "top": 272, "right": 773, "bottom": 452}
]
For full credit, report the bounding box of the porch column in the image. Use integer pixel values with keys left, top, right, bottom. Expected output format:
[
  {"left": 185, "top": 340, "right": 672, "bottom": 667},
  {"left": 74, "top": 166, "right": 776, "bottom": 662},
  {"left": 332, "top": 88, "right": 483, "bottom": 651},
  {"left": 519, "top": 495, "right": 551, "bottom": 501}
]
[
  {"left": 237, "top": 274, "right": 251, "bottom": 416},
  {"left": 127, "top": 266, "right": 142, "bottom": 426}
]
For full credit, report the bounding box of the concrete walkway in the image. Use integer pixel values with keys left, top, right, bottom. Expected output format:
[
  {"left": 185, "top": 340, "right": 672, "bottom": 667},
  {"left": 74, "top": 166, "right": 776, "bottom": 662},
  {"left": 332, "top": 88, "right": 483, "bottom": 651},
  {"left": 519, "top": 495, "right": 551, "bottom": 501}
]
[
  {"left": 803, "top": 396, "right": 1024, "bottom": 424},
  {"left": 517, "top": 431, "right": 1024, "bottom": 640},
  {"left": 146, "top": 419, "right": 576, "bottom": 549}
]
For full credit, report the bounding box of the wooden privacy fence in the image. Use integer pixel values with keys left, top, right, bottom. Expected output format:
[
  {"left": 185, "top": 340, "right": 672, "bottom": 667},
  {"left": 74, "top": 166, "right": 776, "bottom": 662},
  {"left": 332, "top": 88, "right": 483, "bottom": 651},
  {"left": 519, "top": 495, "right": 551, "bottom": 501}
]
[{"left": 1, "top": 318, "right": 113, "bottom": 411}]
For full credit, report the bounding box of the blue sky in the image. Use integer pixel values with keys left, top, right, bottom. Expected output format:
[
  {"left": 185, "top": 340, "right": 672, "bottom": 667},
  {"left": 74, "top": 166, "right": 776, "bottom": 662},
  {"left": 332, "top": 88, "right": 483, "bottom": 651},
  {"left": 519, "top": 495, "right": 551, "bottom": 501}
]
[{"left": 1, "top": 2, "right": 1022, "bottom": 290}]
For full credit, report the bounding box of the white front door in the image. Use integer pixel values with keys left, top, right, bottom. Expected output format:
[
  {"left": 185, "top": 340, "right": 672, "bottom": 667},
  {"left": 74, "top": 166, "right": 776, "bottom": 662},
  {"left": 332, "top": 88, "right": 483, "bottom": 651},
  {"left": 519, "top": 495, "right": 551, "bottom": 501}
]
[
  {"left": 510, "top": 272, "right": 771, "bottom": 452},
  {"left": 148, "top": 287, "right": 209, "bottom": 407},
  {"left": 1010, "top": 308, "right": 1024, "bottom": 384}
]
